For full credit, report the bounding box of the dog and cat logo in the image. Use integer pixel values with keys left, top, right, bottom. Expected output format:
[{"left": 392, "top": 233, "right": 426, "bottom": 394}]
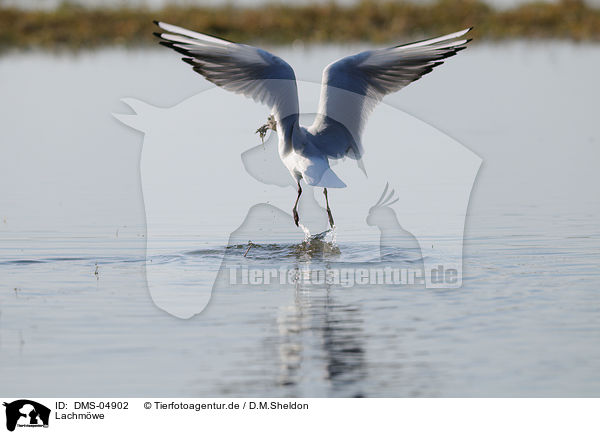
[{"left": 3, "top": 400, "right": 50, "bottom": 431}]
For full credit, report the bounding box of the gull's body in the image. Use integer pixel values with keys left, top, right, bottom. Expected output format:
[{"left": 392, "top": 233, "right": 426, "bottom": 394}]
[
  {"left": 154, "top": 21, "right": 472, "bottom": 227},
  {"left": 280, "top": 123, "right": 346, "bottom": 188}
]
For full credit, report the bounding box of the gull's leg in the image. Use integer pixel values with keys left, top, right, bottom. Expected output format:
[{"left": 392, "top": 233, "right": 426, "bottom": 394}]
[
  {"left": 323, "top": 188, "right": 335, "bottom": 228},
  {"left": 293, "top": 181, "right": 302, "bottom": 227}
]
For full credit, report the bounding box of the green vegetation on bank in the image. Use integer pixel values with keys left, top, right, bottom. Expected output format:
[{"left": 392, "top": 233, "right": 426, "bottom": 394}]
[{"left": 0, "top": 0, "right": 598, "bottom": 50}]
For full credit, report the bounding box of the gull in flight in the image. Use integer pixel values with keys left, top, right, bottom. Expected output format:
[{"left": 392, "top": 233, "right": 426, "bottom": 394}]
[{"left": 153, "top": 21, "right": 472, "bottom": 228}]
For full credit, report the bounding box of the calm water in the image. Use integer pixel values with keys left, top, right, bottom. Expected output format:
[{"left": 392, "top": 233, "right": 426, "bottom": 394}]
[{"left": 1, "top": 42, "right": 599, "bottom": 397}]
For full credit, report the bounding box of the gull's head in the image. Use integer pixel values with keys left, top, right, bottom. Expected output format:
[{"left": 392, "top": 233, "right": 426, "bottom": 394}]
[
  {"left": 255, "top": 114, "right": 278, "bottom": 143},
  {"left": 266, "top": 114, "right": 277, "bottom": 131}
]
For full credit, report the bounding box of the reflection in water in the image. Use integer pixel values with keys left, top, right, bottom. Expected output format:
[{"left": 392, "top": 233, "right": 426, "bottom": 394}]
[
  {"left": 214, "top": 203, "right": 368, "bottom": 396},
  {"left": 276, "top": 276, "right": 367, "bottom": 397},
  {"left": 210, "top": 180, "right": 435, "bottom": 396}
]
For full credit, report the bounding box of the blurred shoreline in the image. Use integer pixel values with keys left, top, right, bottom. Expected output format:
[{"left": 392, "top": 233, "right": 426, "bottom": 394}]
[{"left": 1, "top": 0, "right": 599, "bottom": 51}]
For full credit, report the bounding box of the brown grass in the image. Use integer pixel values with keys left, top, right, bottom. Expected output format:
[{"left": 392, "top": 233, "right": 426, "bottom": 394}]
[{"left": 0, "top": 0, "right": 598, "bottom": 51}]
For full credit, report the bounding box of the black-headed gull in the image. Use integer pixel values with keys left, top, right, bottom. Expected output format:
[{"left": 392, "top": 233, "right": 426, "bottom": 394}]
[{"left": 153, "top": 21, "right": 472, "bottom": 228}]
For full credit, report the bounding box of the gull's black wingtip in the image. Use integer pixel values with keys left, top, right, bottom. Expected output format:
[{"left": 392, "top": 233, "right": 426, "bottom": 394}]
[
  {"left": 159, "top": 41, "right": 191, "bottom": 56},
  {"left": 152, "top": 32, "right": 163, "bottom": 39},
  {"left": 153, "top": 20, "right": 160, "bottom": 26}
]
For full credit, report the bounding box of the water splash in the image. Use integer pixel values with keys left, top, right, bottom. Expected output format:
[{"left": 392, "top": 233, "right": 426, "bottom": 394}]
[
  {"left": 221, "top": 230, "right": 341, "bottom": 260},
  {"left": 328, "top": 225, "right": 338, "bottom": 246},
  {"left": 299, "top": 223, "right": 311, "bottom": 242},
  {"left": 295, "top": 228, "right": 340, "bottom": 257}
]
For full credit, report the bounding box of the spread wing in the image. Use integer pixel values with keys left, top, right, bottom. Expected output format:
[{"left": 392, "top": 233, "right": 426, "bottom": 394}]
[
  {"left": 154, "top": 21, "right": 299, "bottom": 120},
  {"left": 308, "top": 28, "right": 472, "bottom": 161}
]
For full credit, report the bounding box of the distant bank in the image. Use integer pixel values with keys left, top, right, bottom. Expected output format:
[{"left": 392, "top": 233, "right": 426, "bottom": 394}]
[{"left": 1, "top": 0, "right": 598, "bottom": 50}]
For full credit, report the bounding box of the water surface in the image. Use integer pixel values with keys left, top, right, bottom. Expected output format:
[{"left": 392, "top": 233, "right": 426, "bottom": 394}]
[{"left": 1, "top": 42, "right": 599, "bottom": 396}]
